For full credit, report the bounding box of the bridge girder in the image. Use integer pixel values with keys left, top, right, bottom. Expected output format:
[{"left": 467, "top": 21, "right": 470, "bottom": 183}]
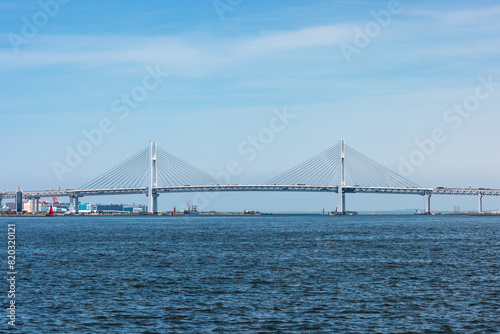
[
  {"left": 1, "top": 186, "right": 500, "bottom": 202},
  {"left": 432, "top": 188, "right": 500, "bottom": 196}
]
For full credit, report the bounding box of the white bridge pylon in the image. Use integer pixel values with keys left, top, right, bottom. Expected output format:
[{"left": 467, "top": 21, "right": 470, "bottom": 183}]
[
  {"left": 338, "top": 139, "right": 346, "bottom": 214},
  {"left": 2, "top": 140, "right": 499, "bottom": 214},
  {"left": 148, "top": 141, "right": 158, "bottom": 214}
]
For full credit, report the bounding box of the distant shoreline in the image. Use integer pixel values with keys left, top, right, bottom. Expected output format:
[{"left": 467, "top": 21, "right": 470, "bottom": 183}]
[{"left": 1, "top": 213, "right": 499, "bottom": 217}]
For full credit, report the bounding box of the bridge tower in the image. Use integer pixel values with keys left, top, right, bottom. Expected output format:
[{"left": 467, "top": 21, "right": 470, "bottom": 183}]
[
  {"left": 338, "top": 139, "right": 346, "bottom": 214},
  {"left": 148, "top": 141, "right": 158, "bottom": 214}
]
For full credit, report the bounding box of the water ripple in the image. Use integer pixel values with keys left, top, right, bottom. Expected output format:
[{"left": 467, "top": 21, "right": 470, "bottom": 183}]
[{"left": 4, "top": 215, "right": 499, "bottom": 333}]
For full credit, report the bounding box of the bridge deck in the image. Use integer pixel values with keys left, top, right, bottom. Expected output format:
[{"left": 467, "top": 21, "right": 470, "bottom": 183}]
[{"left": 2, "top": 185, "right": 499, "bottom": 199}]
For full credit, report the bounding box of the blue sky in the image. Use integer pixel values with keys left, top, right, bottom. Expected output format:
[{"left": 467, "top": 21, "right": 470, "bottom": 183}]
[{"left": 1, "top": 0, "right": 500, "bottom": 212}]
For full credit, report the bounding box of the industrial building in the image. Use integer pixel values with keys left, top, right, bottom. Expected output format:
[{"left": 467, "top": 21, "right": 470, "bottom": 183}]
[{"left": 96, "top": 204, "right": 147, "bottom": 214}]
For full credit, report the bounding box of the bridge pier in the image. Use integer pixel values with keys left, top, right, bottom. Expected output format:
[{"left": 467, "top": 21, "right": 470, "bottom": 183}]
[
  {"left": 338, "top": 139, "right": 346, "bottom": 214},
  {"left": 153, "top": 194, "right": 159, "bottom": 214},
  {"left": 478, "top": 194, "right": 483, "bottom": 214},
  {"left": 424, "top": 194, "right": 431, "bottom": 214},
  {"left": 338, "top": 192, "right": 345, "bottom": 214},
  {"left": 148, "top": 141, "right": 158, "bottom": 214},
  {"left": 69, "top": 196, "right": 80, "bottom": 214},
  {"left": 33, "top": 198, "right": 40, "bottom": 214}
]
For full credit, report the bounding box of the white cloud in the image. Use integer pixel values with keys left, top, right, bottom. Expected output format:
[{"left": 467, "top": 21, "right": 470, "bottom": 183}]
[
  {"left": 406, "top": 5, "right": 500, "bottom": 29},
  {"left": 1, "top": 7, "right": 499, "bottom": 79},
  {"left": 438, "top": 5, "right": 500, "bottom": 27},
  {"left": 0, "top": 24, "right": 352, "bottom": 75},
  {"left": 234, "top": 24, "right": 352, "bottom": 57}
]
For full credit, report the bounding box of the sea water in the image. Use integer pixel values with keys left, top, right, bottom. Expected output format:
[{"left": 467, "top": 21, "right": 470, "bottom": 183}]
[{"left": 2, "top": 215, "right": 499, "bottom": 333}]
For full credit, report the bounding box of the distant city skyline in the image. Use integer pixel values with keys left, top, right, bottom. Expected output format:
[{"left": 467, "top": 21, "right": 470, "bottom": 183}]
[{"left": 1, "top": 0, "right": 500, "bottom": 212}]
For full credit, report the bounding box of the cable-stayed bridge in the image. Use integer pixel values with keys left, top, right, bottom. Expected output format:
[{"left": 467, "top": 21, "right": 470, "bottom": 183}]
[{"left": 1, "top": 140, "right": 499, "bottom": 214}]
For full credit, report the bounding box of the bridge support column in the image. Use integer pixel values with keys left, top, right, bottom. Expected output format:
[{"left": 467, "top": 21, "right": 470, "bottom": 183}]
[
  {"left": 153, "top": 194, "right": 159, "bottom": 214},
  {"left": 34, "top": 198, "right": 40, "bottom": 214},
  {"left": 148, "top": 141, "right": 158, "bottom": 214},
  {"left": 424, "top": 194, "right": 431, "bottom": 214},
  {"left": 75, "top": 196, "right": 79, "bottom": 214},
  {"left": 338, "top": 139, "right": 346, "bottom": 214},
  {"left": 478, "top": 194, "right": 483, "bottom": 214}
]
